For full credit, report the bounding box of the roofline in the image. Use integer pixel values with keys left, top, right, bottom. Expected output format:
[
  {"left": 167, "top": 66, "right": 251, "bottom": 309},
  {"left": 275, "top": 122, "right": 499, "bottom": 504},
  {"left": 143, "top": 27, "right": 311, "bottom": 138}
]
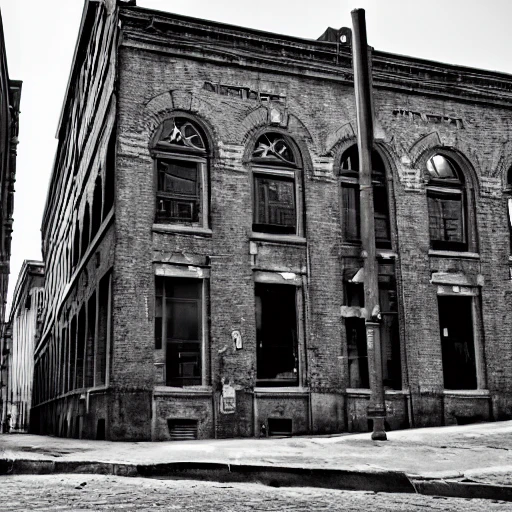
[
  {"left": 122, "top": 5, "right": 512, "bottom": 81},
  {"left": 8, "top": 260, "right": 44, "bottom": 325},
  {"left": 55, "top": 0, "right": 91, "bottom": 138}
]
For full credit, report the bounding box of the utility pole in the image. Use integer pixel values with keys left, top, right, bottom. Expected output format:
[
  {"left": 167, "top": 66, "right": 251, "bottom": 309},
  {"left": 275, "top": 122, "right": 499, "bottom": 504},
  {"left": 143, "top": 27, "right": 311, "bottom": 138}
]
[{"left": 351, "top": 8, "right": 387, "bottom": 441}]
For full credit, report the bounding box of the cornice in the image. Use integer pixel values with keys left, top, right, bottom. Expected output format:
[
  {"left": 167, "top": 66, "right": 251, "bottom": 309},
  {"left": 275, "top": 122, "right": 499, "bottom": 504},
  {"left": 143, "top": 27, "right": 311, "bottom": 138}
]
[{"left": 119, "top": 6, "right": 512, "bottom": 109}]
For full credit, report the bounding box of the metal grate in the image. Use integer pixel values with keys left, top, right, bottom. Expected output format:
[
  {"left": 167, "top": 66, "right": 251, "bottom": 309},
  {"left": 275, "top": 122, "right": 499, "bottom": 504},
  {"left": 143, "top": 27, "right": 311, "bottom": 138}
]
[{"left": 168, "top": 419, "right": 198, "bottom": 441}]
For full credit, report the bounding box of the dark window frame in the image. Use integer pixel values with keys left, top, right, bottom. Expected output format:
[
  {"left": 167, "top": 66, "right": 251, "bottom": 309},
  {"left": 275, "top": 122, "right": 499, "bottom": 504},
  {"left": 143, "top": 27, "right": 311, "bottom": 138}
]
[
  {"left": 155, "top": 276, "right": 206, "bottom": 388},
  {"left": 338, "top": 145, "right": 392, "bottom": 249},
  {"left": 425, "top": 151, "right": 477, "bottom": 253},
  {"left": 255, "top": 282, "right": 300, "bottom": 387},
  {"left": 151, "top": 117, "right": 209, "bottom": 228},
  {"left": 251, "top": 132, "right": 302, "bottom": 237}
]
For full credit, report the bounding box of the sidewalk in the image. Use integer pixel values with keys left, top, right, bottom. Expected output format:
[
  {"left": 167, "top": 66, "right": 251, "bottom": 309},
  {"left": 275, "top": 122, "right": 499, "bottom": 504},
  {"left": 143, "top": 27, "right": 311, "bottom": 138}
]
[{"left": 1, "top": 420, "right": 512, "bottom": 500}]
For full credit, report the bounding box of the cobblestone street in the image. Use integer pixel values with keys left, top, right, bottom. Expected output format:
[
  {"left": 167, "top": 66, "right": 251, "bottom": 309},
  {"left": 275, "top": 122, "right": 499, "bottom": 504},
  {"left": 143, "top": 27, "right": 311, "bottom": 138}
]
[{"left": 1, "top": 475, "right": 511, "bottom": 511}]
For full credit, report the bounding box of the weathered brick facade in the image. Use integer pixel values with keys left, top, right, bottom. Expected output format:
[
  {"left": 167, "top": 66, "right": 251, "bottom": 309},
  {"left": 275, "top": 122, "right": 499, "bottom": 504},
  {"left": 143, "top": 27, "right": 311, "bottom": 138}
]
[{"left": 32, "top": 0, "right": 512, "bottom": 440}]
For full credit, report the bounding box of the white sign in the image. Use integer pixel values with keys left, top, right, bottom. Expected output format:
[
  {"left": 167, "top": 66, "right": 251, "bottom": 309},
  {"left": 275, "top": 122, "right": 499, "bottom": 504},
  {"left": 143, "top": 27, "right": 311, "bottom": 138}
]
[{"left": 232, "top": 330, "right": 243, "bottom": 350}]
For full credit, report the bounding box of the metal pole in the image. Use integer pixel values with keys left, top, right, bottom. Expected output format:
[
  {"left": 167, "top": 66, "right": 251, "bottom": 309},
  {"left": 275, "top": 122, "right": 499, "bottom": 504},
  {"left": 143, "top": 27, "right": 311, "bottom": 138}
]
[{"left": 351, "top": 8, "right": 387, "bottom": 441}]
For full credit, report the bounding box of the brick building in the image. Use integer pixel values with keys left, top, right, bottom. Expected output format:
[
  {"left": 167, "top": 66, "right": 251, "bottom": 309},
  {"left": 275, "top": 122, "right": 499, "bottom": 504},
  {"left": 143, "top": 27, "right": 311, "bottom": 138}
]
[
  {"left": 31, "top": 0, "right": 512, "bottom": 440},
  {"left": 0, "top": 8, "right": 22, "bottom": 434},
  {"left": 2, "top": 260, "right": 44, "bottom": 432}
]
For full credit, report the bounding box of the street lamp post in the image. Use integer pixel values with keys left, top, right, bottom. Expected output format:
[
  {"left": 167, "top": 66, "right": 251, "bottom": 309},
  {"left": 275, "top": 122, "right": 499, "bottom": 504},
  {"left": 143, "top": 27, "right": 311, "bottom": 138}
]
[{"left": 351, "top": 8, "right": 387, "bottom": 441}]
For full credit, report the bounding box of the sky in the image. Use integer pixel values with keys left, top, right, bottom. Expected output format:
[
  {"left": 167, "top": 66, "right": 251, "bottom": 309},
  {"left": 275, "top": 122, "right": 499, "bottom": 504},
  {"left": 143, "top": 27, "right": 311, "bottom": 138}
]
[{"left": 0, "top": 0, "right": 511, "bottom": 314}]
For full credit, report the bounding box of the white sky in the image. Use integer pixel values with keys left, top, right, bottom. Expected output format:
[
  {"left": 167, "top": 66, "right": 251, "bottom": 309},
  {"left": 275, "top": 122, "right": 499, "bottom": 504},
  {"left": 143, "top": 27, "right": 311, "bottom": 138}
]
[{"left": 0, "top": 0, "right": 511, "bottom": 314}]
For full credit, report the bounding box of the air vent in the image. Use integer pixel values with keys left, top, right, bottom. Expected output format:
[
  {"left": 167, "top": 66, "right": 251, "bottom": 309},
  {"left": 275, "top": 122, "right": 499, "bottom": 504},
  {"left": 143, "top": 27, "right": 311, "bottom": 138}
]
[
  {"left": 268, "top": 418, "right": 292, "bottom": 436},
  {"left": 168, "top": 419, "right": 198, "bottom": 441}
]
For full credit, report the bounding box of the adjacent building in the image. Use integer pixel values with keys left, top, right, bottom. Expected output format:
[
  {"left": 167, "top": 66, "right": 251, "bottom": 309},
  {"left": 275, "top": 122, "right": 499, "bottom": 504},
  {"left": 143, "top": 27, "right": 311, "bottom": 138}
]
[
  {"left": 0, "top": 8, "right": 22, "bottom": 433},
  {"left": 32, "top": 0, "right": 512, "bottom": 440},
  {"left": 2, "top": 261, "right": 44, "bottom": 432}
]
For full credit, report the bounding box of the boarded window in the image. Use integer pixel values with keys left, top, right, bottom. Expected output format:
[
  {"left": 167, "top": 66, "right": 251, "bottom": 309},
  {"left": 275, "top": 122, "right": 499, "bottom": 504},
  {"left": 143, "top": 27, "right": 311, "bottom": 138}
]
[{"left": 255, "top": 283, "right": 298, "bottom": 386}]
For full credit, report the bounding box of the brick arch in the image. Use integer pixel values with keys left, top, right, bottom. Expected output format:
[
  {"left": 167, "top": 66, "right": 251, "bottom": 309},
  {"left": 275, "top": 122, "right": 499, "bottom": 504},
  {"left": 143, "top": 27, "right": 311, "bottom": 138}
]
[
  {"left": 408, "top": 131, "right": 442, "bottom": 167},
  {"left": 239, "top": 110, "right": 314, "bottom": 174},
  {"left": 324, "top": 122, "right": 356, "bottom": 157},
  {"left": 490, "top": 141, "right": 512, "bottom": 185},
  {"left": 142, "top": 90, "right": 219, "bottom": 152}
]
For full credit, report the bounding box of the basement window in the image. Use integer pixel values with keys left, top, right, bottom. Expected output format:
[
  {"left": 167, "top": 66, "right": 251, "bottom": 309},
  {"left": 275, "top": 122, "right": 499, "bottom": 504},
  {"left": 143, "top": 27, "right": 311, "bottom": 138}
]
[{"left": 255, "top": 283, "right": 299, "bottom": 386}]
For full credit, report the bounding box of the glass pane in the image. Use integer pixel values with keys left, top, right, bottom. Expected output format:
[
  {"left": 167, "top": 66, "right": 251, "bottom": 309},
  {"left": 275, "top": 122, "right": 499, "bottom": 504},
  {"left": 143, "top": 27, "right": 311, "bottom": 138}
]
[
  {"left": 252, "top": 133, "right": 295, "bottom": 165},
  {"left": 428, "top": 193, "right": 464, "bottom": 242},
  {"left": 346, "top": 317, "right": 369, "bottom": 388},
  {"left": 254, "top": 176, "right": 296, "bottom": 232},
  {"left": 426, "top": 155, "right": 458, "bottom": 180},
  {"left": 342, "top": 185, "right": 360, "bottom": 240},
  {"left": 158, "top": 160, "right": 198, "bottom": 195},
  {"left": 167, "top": 278, "right": 201, "bottom": 299},
  {"left": 166, "top": 342, "right": 201, "bottom": 386},
  {"left": 167, "top": 300, "right": 199, "bottom": 341}
]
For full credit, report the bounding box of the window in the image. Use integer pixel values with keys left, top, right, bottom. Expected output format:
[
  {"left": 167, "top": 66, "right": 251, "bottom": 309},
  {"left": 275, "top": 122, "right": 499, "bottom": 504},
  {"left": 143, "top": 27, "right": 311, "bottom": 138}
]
[
  {"left": 152, "top": 117, "right": 208, "bottom": 227},
  {"left": 155, "top": 276, "right": 204, "bottom": 387},
  {"left": 255, "top": 283, "right": 299, "bottom": 386},
  {"left": 344, "top": 261, "right": 401, "bottom": 390},
  {"left": 438, "top": 295, "right": 477, "bottom": 390},
  {"left": 251, "top": 133, "right": 300, "bottom": 235},
  {"left": 339, "top": 145, "right": 391, "bottom": 248},
  {"left": 426, "top": 154, "right": 467, "bottom": 251}
]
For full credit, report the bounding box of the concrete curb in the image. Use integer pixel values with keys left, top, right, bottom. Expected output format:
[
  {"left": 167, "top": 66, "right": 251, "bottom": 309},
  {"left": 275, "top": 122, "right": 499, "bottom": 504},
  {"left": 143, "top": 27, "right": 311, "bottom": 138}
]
[{"left": 1, "top": 458, "right": 512, "bottom": 502}]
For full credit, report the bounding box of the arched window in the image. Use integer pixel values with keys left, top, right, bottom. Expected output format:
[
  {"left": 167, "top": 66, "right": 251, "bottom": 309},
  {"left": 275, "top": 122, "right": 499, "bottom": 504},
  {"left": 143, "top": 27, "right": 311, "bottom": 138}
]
[
  {"left": 251, "top": 132, "right": 301, "bottom": 235},
  {"left": 151, "top": 117, "right": 209, "bottom": 227},
  {"left": 426, "top": 154, "right": 468, "bottom": 251},
  {"left": 339, "top": 145, "right": 391, "bottom": 248}
]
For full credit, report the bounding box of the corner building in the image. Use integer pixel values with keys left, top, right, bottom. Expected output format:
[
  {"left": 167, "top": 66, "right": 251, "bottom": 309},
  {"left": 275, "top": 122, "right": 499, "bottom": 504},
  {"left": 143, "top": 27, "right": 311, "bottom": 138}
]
[{"left": 32, "top": 0, "right": 512, "bottom": 440}]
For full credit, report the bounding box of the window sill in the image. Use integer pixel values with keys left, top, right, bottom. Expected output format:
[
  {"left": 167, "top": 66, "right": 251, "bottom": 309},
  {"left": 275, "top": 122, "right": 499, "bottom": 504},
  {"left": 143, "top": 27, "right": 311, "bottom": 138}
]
[
  {"left": 250, "top": 232, "right": 306, "bottom": 245},
  {"left": 443, "top": 389, "right": 490, "bottom": 396},
  {"left": 152, "top": 224, "right": 212, "bottom": 237},
  {"left": 154, "top": 385, "right": 213, "bottom": 396},
  {"left": 346, "top": 388, "right": 409, "bottom": 396},
  {"left": 428, "top": 250, "right": 480, "bottom": 259},
  {"left": 254, "top": 386, "right": 308, "bottom": 395}
]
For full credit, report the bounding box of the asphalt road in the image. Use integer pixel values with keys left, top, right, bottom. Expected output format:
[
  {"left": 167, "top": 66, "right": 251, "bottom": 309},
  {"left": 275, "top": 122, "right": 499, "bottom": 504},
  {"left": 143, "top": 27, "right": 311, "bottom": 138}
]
[{"left": 1, "top": 475, "right": 511, "bottom": 511}]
